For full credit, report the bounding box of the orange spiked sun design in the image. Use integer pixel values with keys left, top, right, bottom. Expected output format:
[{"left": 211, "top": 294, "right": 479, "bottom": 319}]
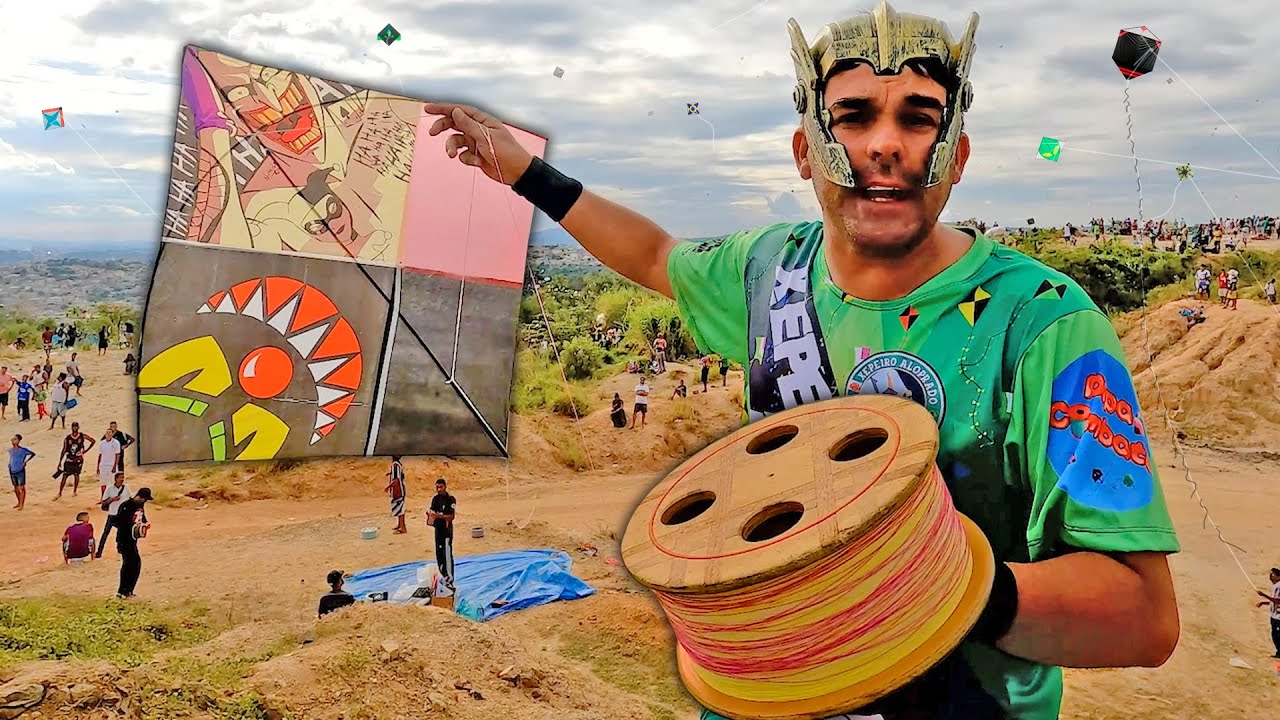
[{"left": 197, "top": 276, "right": 363, "bottom": 445}]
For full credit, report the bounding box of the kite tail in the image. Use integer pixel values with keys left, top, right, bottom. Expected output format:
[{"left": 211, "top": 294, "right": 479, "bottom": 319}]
[{"left": 1123, "top": 80, "right": 1144, "bottom": 224}]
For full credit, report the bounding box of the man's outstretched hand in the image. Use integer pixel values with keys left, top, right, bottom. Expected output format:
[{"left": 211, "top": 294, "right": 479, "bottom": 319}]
[{"left": 423, "top": 103, "right": 534, "bottom": 186}]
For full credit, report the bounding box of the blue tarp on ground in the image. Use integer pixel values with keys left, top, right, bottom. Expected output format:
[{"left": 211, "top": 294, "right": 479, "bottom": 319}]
[{"left": 343, "top": 549, "right": 596, "bottom": 622}]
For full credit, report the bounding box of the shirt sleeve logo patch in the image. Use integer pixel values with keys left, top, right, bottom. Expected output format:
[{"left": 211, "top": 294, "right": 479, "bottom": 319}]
[{"left": 1047, "top": 349, "right": 1154, "bottom": 512}]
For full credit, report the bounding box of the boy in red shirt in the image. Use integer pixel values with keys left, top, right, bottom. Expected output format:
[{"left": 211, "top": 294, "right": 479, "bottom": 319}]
[{"left": 63, "top": 511, "right": 95, "bottom": 563}]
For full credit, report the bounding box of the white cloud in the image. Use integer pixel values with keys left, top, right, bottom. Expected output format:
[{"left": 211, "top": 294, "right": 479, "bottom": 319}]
[
  {"left": 41, "top": 204, "right": 142, "bottom": 217},
  {"left": 0, "top": 137, "right": 74, "bottom": 175}
]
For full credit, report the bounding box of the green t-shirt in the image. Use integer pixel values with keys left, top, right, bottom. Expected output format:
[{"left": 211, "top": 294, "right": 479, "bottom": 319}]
[{"left": 667, "top": 221, "right": 1180, "bottom": 720}]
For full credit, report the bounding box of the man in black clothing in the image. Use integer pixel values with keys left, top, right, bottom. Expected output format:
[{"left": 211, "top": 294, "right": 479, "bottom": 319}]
[
  {"left": 115, "top": 487, "right": 151, "bottom": 599},
  {"left": 108, "top": 422, "right": 134, "bottom": 474},
  {"left": 318, "top": 570, "right": 356, "bottom": 617},
  {"left": 426, "top": 478, "right": 456, "bottom": 587}
]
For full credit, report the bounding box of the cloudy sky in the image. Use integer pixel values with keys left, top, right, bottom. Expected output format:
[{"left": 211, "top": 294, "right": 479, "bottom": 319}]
[{"left": 2, "top": 0, "right": 1278, "bottom": 247}]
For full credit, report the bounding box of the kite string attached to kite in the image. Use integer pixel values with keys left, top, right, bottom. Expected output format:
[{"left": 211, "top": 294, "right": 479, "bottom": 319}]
[
  {"left": 1158, "top": 56, "right": 1280, "bottom": 180},
  {"left": 1149, "top": 180, "right": 1183, "bottom": 221},
  {"left": 476, "top": 123, "right": 598, "bottom": 473},
  {"left": 69, "top": 124, "right": 158, "bottom": 216},
  {"left": 1121, "top": 87, "right": 1259, "bottom": 592}
]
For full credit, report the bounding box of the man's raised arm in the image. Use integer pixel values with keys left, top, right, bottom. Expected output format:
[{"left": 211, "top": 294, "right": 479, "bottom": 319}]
[{"left": 424, "top": 103, "right": 679, "bottom": 298}]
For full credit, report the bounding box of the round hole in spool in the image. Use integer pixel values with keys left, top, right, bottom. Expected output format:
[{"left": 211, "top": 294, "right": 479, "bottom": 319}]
[
  {"left": 828, "top": 427, "right": 889, "bottom": 462},
  {"left": 741, "top": 502, "right": 805, "bottom": 542},
  {"left": 746, "top": 424, "right": 798, "bottom": 454},
  {"left": 661, "top": 491, "right": 716, "bottom": 525}
]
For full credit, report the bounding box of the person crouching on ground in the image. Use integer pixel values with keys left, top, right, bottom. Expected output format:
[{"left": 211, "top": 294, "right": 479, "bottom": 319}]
[
  {"left": 319, "top": 570, "right": 356, "bottom": 617},
  {"left": 63, "top": 511, "right": 95, "bottom": 564}
]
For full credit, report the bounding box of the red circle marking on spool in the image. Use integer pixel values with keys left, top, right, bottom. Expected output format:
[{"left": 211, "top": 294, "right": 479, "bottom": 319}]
[
  {"left": 238, "top": 346, "right": 294, "bottom": 399},
  {"left": 647, "top": 405, "right": 903, "bottom": 561}
]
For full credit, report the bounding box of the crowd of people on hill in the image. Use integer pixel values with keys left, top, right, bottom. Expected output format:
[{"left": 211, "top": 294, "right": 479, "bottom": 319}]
[{"left": 1, "top": 322, "right": 153, "bottom": 599}]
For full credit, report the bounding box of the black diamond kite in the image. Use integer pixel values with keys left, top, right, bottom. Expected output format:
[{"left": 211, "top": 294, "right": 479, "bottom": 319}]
[{"left": 1114, "top": 27, "right": 1160, "bottom": 79}]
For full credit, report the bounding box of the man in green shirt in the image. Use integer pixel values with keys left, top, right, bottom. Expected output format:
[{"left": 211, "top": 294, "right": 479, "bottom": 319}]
[{"left": 422, "top": 2, "right": 1180, "bottom": 717}]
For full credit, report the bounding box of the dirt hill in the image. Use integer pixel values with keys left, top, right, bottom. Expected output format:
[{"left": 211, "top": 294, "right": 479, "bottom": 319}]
[{"left": 2, "top": 305, "right": 1280, "bottom": 720}]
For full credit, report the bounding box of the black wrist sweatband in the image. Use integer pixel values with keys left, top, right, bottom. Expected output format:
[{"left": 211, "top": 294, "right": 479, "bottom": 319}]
[
  {"left": 512, "top": 156, "right": 583, "bottom": 223},
  {"left": 971, "top": 561, "right": 1019, "bottom": 644}
]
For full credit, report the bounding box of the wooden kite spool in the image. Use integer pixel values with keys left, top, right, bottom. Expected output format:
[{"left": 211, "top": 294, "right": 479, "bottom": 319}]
[{"left": 621, "top": 394, "right": 994, "bottom": 720}]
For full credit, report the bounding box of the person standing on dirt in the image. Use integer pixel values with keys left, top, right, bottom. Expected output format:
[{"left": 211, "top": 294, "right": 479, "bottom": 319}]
[
  {"left": 95, "top": 471, "right": 130, "bottom": 558},
  {"left": 7, "top": 434, "right": 34, "bottom": 511},
  {"left": 426, "top": 478, "right": 457, "bottom": 587},
  {"left": 1266, "top": 278, "right": 1277, "bottom": 304},
  {"left": 1194, "top": 266, "right": 1211, "bottom": 301},
  {"left": 65, "top": 353, "right": 83, "bottom": 396},
  {"left": 97, "top": 326, "right": 110, "bottom": 357},
  {"left": 699, "top": 355, "right": 712, "bottom": 392},
  {"left": 719, "top": 355, "right": 731, "bottom": 387},
  {"left": 630, "top": 375, "right": 649, "bottom": 429},
  {"left": 56, "top": 421, "right": 95, "bottom": 499},
  {"left": 1217, "top": 269, "right": 1228, "bottom": 305},
  {"left": 386, "top": 455, "right": 408, "bottom": 534},
  {"left": 96, "top": 429, "right": 122, "bottom": 498},
  {"left": 319, "top": 570, "right": 356, "bottom": 617},
  {"left": 47, "top": 373, "right": 69, "bottom": 431},
  {"left": 1226, "top": 268, "right": 1240, "bottom": 311},
  {"left": 422, "top": 5, "right": 1181, "bottom": 714},
  {"left": 114, "top": 487, "right": 151, "bottom": 599},
  {"left": 1255, "top": 568, "right": 1280, "bottom": 658},
  {"left": 653, "top": 333, "right": 668, "bottom": 373},
  {"left": 108, "top": 422, "right": 135, "bottom": 475},
  {"left": 0, "top": 366, "right": 12, "bottom": 421},
  {"left": 41, "top": 326, "right": 53, "bottom": 360}
]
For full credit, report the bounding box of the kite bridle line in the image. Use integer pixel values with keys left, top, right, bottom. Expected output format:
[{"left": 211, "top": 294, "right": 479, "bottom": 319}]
[{"left": 1119, "top": 56, "right": 1267, "bottom": 593}]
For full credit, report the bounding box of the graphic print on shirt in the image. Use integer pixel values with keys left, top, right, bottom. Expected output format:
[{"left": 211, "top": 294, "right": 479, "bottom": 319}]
[
  {"left": 845, "top": 351, "right": 946, "bottom": 424},
  {"left": 1047, "top": 349, "right": 1154, "bottom": 512},
  {"left": 744, "top": 232, "right": 836, "bottom": 421}
]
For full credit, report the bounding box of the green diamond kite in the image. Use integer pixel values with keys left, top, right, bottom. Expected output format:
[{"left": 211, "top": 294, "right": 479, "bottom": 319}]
[
  {"left": 1176, "top": 163, "right": 1193, "bottom": 180},
  {"left": 377, "top": 24, "right": 401, "bottom": 46},
  {"left": 1038, "top": 137, "right": 1061, "bottom": 162}
]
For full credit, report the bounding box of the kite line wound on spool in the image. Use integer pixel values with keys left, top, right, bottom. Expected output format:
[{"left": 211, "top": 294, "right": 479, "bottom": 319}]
[{"left": 621, "top": 394, "right": 995, "bottom": 720}]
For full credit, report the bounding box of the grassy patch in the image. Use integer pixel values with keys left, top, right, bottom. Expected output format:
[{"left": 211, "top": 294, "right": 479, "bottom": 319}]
[
  {"left": 558, "top": 627, "right": 689, "bottom": 719},
  {"left": 0, "top": 598, "right": 213, "bottom": 671},
  {"left": 139, "top": 636, "right": 297, "bottom": 719},
  {"left": 540, "top": 425, "right": 592, "bottom": 471}
]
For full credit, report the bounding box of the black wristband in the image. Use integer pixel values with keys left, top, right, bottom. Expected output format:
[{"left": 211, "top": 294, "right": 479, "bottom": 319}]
[
  {"left": 511, "top": 156, "right": 583, "bottom": 223},
  {"left": 970, "top": 561, "right": 1019, "bottom": 644}
]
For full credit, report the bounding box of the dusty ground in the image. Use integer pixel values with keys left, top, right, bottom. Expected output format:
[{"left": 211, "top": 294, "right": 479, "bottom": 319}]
[{"left": 1, "top": 307, "right": 1279, "bottom": 719}]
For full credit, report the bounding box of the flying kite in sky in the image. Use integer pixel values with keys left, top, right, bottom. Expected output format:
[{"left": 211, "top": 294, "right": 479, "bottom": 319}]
[
  {"left": 1176, "top": 163, "right": 1193, "bottom": 181},
  {"left": 42, "top": 107, "right": 64, "bottom": 130},
  {"left": 1038, "top": 137, "right": 1061, "bottom": 162},
  {"left": 1113, "top": 27, "right": 1161, "bottom": 79},
  {"left": 137, "top": 45, "right": 548, "bottom": 464}
]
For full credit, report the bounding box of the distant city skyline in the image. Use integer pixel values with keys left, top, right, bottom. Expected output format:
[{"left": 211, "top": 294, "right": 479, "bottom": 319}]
[{"left": 3, "top": 0, "right": 1279, "bottom": 247}]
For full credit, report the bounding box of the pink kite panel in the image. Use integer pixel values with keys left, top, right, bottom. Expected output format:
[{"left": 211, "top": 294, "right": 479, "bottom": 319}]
[{"left": 401, "top": 116, "right": 547, "bottom": 285}]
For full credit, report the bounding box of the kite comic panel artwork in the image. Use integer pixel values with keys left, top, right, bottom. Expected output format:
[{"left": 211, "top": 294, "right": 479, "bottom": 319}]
[{"left": 139, "top": 45, "right": 547, "bottom": 464}]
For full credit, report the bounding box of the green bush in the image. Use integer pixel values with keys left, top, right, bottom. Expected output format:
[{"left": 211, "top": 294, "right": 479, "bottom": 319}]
[
  {"left": 561, "top": 336, "right": 605, "bottom": 380},
  {"left": 0, "top": 598, "right": 211, "bottom": 669}
]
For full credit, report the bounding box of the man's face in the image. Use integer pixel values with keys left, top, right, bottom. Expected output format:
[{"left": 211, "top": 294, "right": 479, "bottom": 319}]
[
  {"left": 436, "top": 483, "right": 446, "bottom": 495},
  {"left": 793, "top": 62, "right": 969, "bottom": 258},
  {"left": 1271, "top": 570, "right": 1278, "bottom": 584},
  {"left": 71, "top": 423, "right": 79, "bottom": 434},
  {"left": 109, "top": 423, "right": 118, "bottom": 434},
  {"left": 9, "top": 436, "right": 17, "bottom": 447}
]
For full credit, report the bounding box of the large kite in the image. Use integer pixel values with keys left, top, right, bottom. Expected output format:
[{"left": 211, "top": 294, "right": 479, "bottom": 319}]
[{"left": 138, "top": 45, "right": 546, "bottom": 464}]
